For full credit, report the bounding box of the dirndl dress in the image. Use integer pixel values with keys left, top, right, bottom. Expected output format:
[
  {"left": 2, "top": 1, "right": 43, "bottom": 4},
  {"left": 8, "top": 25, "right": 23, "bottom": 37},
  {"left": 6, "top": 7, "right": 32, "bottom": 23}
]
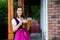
[{"left": 14, "top": 18, "right": 30, "bottom": 40}]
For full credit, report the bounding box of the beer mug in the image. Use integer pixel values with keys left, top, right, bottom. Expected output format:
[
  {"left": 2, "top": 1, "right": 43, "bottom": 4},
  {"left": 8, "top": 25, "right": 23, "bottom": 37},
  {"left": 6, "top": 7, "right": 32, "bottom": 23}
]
[
  {"left": 27, "top": 17, "right": 32, "bottom": 27},
  {"left": 22, "top": 19, "right": 28, "bottom": 28}
]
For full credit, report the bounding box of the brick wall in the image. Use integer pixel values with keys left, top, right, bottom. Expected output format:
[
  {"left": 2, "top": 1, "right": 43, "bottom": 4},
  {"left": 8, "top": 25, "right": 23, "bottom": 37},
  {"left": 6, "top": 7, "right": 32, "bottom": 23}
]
[{"left": 48, "top": 0, "right": 60, "bottom": 40}]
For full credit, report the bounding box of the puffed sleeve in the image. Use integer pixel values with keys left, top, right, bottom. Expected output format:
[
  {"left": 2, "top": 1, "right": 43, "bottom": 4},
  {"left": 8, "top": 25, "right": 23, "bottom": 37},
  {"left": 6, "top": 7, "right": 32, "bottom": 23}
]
[{"left": 11, "top": 18, "right": 17, "bottom": 27}]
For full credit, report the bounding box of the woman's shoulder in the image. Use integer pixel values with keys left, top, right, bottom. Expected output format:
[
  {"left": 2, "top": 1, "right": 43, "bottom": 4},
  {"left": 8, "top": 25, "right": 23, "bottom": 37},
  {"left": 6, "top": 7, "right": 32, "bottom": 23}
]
[
  {"left": 11, "top": 18, "right": 17, "bottom": 26},
  {"left": 12, "top": 17, "right": 17, "bottom": 20},
  {"left": 11, "top": 18, "right": 16, "bottom": 22}
]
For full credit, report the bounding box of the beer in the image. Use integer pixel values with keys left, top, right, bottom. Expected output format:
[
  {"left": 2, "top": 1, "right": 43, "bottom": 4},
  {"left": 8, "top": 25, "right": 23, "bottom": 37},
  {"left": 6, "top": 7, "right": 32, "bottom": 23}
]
[
  {"left": 27, "top": 20, "right": 32, "bottom": 26},
  {"left": 22, "top": 20, "right": 28, "bottom": 28},
  {"left": 27, "top": 17, "right": 32, "bottom": 27},
  {"left": 22, "top": 17, "right": 32, "bottom": 28}
]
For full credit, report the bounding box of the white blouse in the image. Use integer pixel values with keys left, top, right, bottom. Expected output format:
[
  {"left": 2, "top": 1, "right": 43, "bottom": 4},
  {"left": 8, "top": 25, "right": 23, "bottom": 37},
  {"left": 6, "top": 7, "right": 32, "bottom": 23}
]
[
  {"left": 11, "top": 18, "right": 21, "bottom": 27},
  {"left": 11, "top": 18, "right": 17, "bottom": 26}
]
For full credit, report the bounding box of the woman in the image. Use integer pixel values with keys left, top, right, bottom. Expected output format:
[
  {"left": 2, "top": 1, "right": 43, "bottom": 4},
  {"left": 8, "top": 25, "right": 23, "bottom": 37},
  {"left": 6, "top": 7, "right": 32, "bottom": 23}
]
[{"left": 11, "top": 6, "right": 30, "bottom": 40}]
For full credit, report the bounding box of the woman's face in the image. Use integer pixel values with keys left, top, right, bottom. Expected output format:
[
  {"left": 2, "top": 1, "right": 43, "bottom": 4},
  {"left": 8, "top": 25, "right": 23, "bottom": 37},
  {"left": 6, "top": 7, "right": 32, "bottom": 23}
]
[{"left": 17, "top": 8, "right": 23, "bottom": 16}]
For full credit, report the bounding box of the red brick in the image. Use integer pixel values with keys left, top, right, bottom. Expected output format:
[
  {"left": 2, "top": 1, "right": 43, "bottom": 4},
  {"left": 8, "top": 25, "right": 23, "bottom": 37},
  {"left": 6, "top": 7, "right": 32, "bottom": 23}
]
[{"left": 48, "top": 0, "right": 60, "bottom": 40}]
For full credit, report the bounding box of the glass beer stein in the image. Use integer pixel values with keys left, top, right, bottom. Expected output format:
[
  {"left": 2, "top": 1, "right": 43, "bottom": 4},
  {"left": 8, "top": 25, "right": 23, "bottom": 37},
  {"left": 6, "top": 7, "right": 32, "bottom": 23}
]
[
  {"left": 22, "top": 17, "right": 32, "bottom": 28},
  {"left": 22, "top": 19, "right": 28, "bottom": 28},
  {"left": 27, "top": 17, "right": 32, "bottom": 27}
]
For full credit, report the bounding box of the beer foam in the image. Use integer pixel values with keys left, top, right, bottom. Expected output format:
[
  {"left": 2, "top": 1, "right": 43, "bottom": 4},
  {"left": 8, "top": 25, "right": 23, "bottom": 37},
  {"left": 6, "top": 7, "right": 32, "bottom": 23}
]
[
  {"left": 22, "top": 20, "right": 27, "bottom": 22},
  {"left": 27, "top": 17, "right": 32, "bottom": 20}
]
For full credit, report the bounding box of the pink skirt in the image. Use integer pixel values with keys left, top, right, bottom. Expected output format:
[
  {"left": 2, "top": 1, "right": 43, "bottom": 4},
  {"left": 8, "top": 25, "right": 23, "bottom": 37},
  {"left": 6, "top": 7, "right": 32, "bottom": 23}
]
[{"left": 14, "top": 28, "right": 30, "bottom": 40}]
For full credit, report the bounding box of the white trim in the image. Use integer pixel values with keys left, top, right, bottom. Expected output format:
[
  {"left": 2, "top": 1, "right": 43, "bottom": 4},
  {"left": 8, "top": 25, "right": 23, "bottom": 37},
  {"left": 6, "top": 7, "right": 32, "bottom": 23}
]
[{"left": 40, "top": 0, "right": 48, "bottom": 40}]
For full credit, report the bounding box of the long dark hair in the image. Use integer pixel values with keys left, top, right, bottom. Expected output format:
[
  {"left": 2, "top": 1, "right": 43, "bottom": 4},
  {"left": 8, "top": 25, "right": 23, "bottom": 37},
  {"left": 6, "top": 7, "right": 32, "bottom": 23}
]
[{"left": 14, "top": 6, "right": 24, "bottom": 18}]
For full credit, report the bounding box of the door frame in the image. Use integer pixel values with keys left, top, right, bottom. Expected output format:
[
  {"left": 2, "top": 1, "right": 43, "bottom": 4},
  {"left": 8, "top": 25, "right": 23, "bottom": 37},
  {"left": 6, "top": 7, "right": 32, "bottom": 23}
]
[{"left": 40, "top": 0, "right": 48, "bottom": 40}]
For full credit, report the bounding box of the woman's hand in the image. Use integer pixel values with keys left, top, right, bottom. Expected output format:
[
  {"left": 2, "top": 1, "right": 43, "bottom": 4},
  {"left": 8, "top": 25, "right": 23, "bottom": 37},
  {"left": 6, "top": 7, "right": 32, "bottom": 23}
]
[{"left": 17, "top": 18, "right": 23, "bottom": 25}]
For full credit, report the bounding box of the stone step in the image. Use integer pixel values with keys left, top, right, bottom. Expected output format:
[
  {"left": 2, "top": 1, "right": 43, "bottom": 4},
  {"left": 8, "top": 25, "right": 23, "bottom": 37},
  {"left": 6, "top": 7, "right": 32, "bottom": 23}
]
[{"left": 30, "top": 33, "right": 42, "bottom": 40}]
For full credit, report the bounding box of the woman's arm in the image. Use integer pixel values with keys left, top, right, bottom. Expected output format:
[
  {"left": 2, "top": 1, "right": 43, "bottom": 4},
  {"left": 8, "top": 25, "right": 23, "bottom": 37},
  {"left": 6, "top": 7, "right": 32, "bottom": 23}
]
[
  {"left": 11, "top": 19, "right": 22, "bottom": 32},
  {"left": 12, "top": 22, "right": 22, "bottom": 32}
]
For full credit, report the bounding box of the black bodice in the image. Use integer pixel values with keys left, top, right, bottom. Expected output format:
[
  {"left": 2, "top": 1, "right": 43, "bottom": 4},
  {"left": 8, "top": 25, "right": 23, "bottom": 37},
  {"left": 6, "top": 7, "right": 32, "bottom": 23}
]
[
  {"left": 14, "top": 17, "right": 23, "bottom": 28},
  {"left": 13, "top": 17, "right": 23, "bottom": 38}
]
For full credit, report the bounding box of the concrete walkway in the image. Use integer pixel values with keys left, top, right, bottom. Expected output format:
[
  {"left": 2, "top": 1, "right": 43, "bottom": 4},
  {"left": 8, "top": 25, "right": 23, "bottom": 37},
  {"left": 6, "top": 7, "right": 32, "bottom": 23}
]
[{"left": 30, "top": 33, "right": 42, "bottom": 40}]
